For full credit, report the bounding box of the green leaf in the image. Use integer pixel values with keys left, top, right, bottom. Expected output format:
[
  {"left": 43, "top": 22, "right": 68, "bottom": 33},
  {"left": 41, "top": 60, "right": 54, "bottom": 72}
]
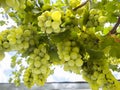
[
  {"left": 103, "top": 27, "right": 111, "bottom": 35},
  {"left": 87, "top": 49, "right": 105, "bottom": 60},
  {"left": 44, "top": 0, "right": 50, "bottom": 4},
  {"left": 48, "top": 46, "right": 61, "bottom": 65},
  {"left": 82, "top": 9, "right": 89, "bottom": 25},
  {"left": 50, "top": 30, "right": 70, "bottom": 43},
  {"left": 109, "top": 43, "right": 120, "bottom": 58}
]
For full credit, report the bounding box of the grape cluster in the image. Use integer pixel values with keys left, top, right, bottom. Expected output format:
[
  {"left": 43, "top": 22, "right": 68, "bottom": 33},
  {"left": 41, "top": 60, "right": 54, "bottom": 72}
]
[
  {"left": 38, "top": 10, "right": 62, "bottom": 34},
  {"left": 56, "top": 40, "right": 83, "bottom": 74},
  {"left": 23, "top": 68, "right": 34, "bottom": 88},
  {"left": 0, "top": 26, "right": 39, "bottom": 55},
  {"left": 108, "top": 57, "right": 120, "bottom": 65},
  {"left": 23, "top": 44, "right": 52, "bottom": 87},
  {"left": 86, "top": 9, "right": 107, "bottom": 27},
  {"left": 82, "top": 59, "right": 120, "bottom": 90},
  {"left": 5, "top": 0, "right": 26, "bottom": 10}
]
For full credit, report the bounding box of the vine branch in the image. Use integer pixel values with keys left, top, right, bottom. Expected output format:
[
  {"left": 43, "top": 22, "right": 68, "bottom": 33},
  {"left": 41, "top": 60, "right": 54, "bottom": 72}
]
[
  {"left": 73, "top": 0, "right": 89, "bottom": 11},
  {"left": 109, "top": 16, "right": 120, "bottom": 35}
]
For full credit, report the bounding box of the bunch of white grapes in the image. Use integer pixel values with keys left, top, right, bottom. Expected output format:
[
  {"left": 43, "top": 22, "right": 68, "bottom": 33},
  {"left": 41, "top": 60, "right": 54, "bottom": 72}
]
[
  {"left": 23, "top": 44, "right": 52, "bottom": 88},
  {"left": 38, "top": 10, "right": 62, "bottom": 34},
  {"left": 87, "top": 9, "right": 107, "bottom": 27},
  {"left": 56, "top": 40, "right": 83, "bottom": 74},
  {"left": 82, "top": 59, "right": 120, "bottom": 90},
  {"left": 1, "top": 26, "right": 37, "bottom": 51}
]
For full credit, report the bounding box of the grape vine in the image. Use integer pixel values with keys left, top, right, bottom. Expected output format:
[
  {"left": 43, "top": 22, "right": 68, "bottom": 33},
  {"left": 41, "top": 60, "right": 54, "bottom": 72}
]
[{"left": 0, "top": 0, "right": 120, "bottom": 90}]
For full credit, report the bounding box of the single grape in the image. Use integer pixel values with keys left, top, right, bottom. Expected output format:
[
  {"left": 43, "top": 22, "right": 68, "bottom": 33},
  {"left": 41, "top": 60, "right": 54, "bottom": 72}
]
[{"left": 51, "top": 11, "right": 61, "bottom": 21}]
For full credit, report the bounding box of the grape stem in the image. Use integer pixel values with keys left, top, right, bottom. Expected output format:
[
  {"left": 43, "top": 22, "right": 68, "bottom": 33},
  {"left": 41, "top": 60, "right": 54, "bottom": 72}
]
[
  {"left": 109, "top": 16, "right": 120, "bottom": 35},
  {"left": 73, "top": 0, "right": 89, "bottom": 11}
]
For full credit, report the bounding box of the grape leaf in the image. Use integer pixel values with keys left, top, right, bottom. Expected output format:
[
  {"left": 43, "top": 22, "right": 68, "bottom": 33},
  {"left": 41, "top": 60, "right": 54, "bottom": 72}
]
[{"left": 87, "top": 49, "right": 105, "bottom": 60}]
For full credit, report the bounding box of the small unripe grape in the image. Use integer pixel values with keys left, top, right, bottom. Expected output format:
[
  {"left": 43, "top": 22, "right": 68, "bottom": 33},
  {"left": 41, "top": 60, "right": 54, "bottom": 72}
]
[
  {"left": 54, "top": 27, "right": 61, "bottom": 33},
  {"left": 9, "top": 38, "right": 16, "bottom": 45},
  {"left": 39, "top": 52, "right": 44, "bottom": 57},
  {"left": 64, "top": 63, "right": 70, "bottom": 71},
  {"left": 23, "top": 30, "right": 31, "bottom": 36},
  {"left": 34, "top": 60, "right": 41, "bottom": 68},
  {"left": 68, "top": 60, "right": 74, "bottom": 66},
  {"left": 38, "top": 21, "right": 44, "bottom": 27},
  {"left": 64, "top": 54, "right": 70, "bottom": 61},
  {"left": 34, "top": 48, "right": 40, "bottom": 55},
  {"left": 32, "top": 68, "right": 41, "bottom": 74},
  {"left": 51, "top": 11, "right": 61, "bottom": 21},
  {"left": 23, "top": 41, "right": 29, "bottom": 49},
  {"left": 38, "top": 15, "right": 46, "bottom": 22},
  {"left": 72, "top": 47, "right": 79, "bottom": 53},
  {"left": 46, "top": 28, "right": 53, "bottom": 34},
  {"left": 3, "top": 41, "right": 9, "bottom": 48},
  {"left": 70, "top": 52, "right": 78, "bottom": 60},
  {"left": 45, "top": 20, "right": 51, "bottom": 27},
  {"left": 51, "top": 21, "right": 60, "bottom": 30},
  {"left": 40, "top": 65, "right": 47, "bottom": 74},
  {"left": 90, "top": 9, "right": 97, "bottom": 15},
  {"left": 98, "top": 16, "right": 107, "bottom": 23},
  {"left": 44, "top": 54, "right": 50, "bottom": 60},
  {"left": 65, "top": 41, "right": 71, "bottom": 46},
  {"left": 75, "top": 58, "right": 83, "bottom": 67}
]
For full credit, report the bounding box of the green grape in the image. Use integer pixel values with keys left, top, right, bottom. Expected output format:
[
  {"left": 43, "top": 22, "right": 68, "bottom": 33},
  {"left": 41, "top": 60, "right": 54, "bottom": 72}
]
[
  {"left": 64, "top": 46, "right": 71, "bottom": 52},
  {"left": 9, "top": 38, "right": 16, "bottom": 45},
  {"left": 3, "top": 41, "right": 9, "bottom": 48},
  {"left": 23, "top": 30, "right": 31, "bottom": 36},
  {"left": 38, "top": 15, "right": 46, "bottom": 22},
  {"left": 54, "top": 27, "right": 61, "bottom": 33},
  {"left": 44, "top": 54, "right": 50, "bottom": 60},
  {"left": 29, "top": 39, "right": 35, "bottom": 46},
  {"left": 51, "top": 11, "right": 61, "bottom": 21},
  {"left": 0, "top": 52, "right": 5, "bottom": 61},
  {"left": 32, "top": 68, "right": 41, "bottom": 74},
  {"left": 75, "top": 58, "right": 83, "bottom": 67},
  {"left": 90, "top": 84, "right": 99, "bottom": 90},
  {"left": 41, "top": 58, "right": 47, "bottom": 64},
  {"left": 34, "top": 60, "right": 41, "bottom": 68},
  {"left": 64, "top": 63, "right": 70, "bottom": 71},
  {"left": 38, "top": 21, "right": 44, "bottom": 27},
  {"left": 40, "top": 65, "right": 47, "bottom": 74},
  {"left": 46, "top": 28, "right": 53, "bottom": 34},
  {"left": 23, "top": 41, "right": 29, "bottom": 49},
  {"left": 45, "top": 20, "right": 52, "bottom": 27},
  {"left": 72, "top": 47, "right": 79, "bottom": 53},
  {"left": 39, "top": 52, "right": 44, "bottom": 57},
  {"left": 34, "top": 48, "right": 40, "bottom": 55},
  {"left": 89, "top": 9, "right": 97, "bottom": 15},
  {"left": 98, "top": 16, "right": 107, "bottom": 23},
  {"left": 68, "top": 60, "right": 75, "bottom": 66},
  {"left": 64, "top": 41, "right": 71, "bottom": 46},
  {"left": 64, "top": 54, "right": 70, "bottom": 61},
  {"left": 70, "top": 52, "right": 78, "bottom": 60},
  {"left": 51, "top": 21, "right": 60, "bottom": 30}
]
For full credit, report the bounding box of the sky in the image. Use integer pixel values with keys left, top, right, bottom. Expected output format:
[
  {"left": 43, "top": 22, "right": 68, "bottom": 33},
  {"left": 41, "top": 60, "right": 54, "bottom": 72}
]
[{"left": 0, "top": 6, "right": 120, "bottom": 83}]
